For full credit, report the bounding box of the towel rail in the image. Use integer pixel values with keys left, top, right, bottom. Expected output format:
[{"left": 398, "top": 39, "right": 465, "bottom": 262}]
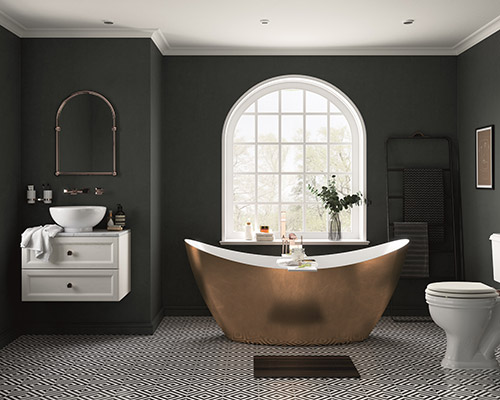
[{"left": 385, "top": 134, "right": 464, "bottom": 318}]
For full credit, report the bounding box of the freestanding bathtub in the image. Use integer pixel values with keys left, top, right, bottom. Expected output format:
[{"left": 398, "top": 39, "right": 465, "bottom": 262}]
[{"left": 185, "top": 239, "right": 409, "bottom": 346}]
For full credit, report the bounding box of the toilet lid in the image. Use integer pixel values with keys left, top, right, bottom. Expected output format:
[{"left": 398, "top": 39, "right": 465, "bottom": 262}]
[{"left": 426, "top": 281, "right": 499, "bottom": 299}]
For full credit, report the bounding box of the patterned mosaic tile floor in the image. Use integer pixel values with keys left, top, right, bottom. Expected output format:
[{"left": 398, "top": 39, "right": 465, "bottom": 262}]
[{"left": 1, "top": 316, "right": 500, "bottom": 399}]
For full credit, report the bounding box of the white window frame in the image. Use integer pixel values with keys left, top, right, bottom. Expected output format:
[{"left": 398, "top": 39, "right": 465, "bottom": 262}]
[{"left": 222, "top": 75, "right": 367, "bottom": 244}]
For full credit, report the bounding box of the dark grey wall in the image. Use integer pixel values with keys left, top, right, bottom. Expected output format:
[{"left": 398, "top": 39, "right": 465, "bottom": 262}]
[
  {"left": 19, "top": 38, "right": 162, "bottom": 333},
  {"left": 0, "top": 26, "right": 21, "bottom": 346},
  {"left": 3, "top": 28, "right": 488, "bottom": 342},
  {"left": 150, "top": 43, "right": 163, "bottom": 321},
  {"left": 162, "top": 56, "right": 458, "bottom": 314},
  {"left": 458, "top": 31, "right": 500, "bottom": 286}
]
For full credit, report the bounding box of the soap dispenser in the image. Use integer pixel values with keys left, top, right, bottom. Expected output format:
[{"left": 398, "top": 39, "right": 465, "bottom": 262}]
[
  {"left": 27, "top": 185, "right": 36, "bottom": 204},
  {"left": 115, "top": 204, "right": 126, "bottom": 227},
  {"left": 42, "top": 183, "right": 52, "bottom": 204}
]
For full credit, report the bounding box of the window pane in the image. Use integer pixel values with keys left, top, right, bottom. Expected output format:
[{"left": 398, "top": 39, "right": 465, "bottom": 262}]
[
  {"left": 306, "top": 91, "right": 327, "bottom": 112},
  {"left": 330, "top": 115, "right": 351, "bottom": 143},
  {"left": 234, "top": 115, "right": 255, "bottom": 142},
  {"left": 330, "top": 144, "right": 351, "bottom": 173},
  {"left": 233, "top": 174, "right": 255, "bottom": 202},
  {"left": 305, "top": 174, "right": 327, "bottom": 202},
  {"left": 305, "top": 144, "right": 327, "bottom": 172},
  {"left": 258, "top": 175, "right": 279, "bottom": 202},
  {"left": 233, "top": 144, "right": 255, "bottom": 173},
  {"left": 305, "top": 115, "right": 327, "bottom": 142},
  {"left": 340, "top": 209, "right": 352, "bottom": 233},
  {"left": 281, "top": 144, "right": 303, "bottom": 172},
  {"left": 244, "top": 103, "right": 255, "bottom": 113},
  {"left": 330, "top": 102, "right": 341, "bottom": 113},
  {"left": 282, "top": 89, "right": 303, "bottom": 112},
  {"left": 335, "top": 174, "right": 352, "bottom": 196},
  {"left": 233, "top": 204, "right": 255, "bottom": 232},
  {"left": 281, "top": 204, "right": 303, "bottom": 232},
  {"left": 258, "top": 144, "right": 279, "bottom": 172},
  {"left": 305, "top": 203, "right": 327, "bottom": 232},
  {"left": 282, "top": 115, "right": 303, "bottom": 142},
  {"left": 281, "top": 174, "right": 303, "bottom": 202},
  {"left": 258, "top": 115, "right": 278, "bottom": 142},
  {"left": 258, "top": 91, "right": 279, "bottom": 112},
  {"left": 257, "top": 204, "right": 279, "bottom": 233}
]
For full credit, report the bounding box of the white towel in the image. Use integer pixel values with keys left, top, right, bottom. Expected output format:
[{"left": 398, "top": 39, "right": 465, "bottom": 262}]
[{"left": 20, "top": 224, "right": 63, "bottom": 261}]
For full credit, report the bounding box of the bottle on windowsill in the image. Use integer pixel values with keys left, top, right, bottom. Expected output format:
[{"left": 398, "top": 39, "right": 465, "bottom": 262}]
[{"left": 245, "top": 220, "right": 253, "bottom": 240}]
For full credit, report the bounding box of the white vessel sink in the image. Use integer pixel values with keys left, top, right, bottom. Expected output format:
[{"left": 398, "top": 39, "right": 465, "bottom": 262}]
[{"left": 49, "top": 206, "right": 106, "bottom": 232}]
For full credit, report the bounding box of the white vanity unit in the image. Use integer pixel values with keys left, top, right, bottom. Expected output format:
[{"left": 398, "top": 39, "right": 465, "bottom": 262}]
[{"left": 22, "top": 230, "right": 131, "bottom": 302}]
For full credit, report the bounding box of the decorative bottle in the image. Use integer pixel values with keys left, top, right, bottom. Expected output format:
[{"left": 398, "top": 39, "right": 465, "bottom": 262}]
[{"left": 107, "top": 210, "right": 114, "bottom": 227}]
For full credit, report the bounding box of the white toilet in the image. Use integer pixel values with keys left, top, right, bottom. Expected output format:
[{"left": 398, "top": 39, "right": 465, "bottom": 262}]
[{"left": 425, "top": 234, "right": 500, "bottom": 369}]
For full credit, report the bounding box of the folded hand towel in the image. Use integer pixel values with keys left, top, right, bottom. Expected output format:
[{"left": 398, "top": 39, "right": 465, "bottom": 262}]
[
  {"left": 20, "top": 224, "right": 63, "bottom": 261},
  {"left": 393, "top": 221, "right": 429, "bottom": 278}
]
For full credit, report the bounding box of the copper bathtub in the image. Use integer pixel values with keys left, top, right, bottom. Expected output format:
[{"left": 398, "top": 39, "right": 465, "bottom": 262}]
[{"left": 185, "top": 239, "right": 409, "bottom": 346}]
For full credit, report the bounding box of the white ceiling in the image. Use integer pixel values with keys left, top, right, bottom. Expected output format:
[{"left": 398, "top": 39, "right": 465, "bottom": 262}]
[{"left": 1, "top": 0, "right": 500, "bottom": 55}]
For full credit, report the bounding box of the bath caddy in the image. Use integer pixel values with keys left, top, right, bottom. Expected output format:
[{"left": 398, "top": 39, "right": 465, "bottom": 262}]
[{"left": 185, "top": 238, "right": 409, "bottom": 345}]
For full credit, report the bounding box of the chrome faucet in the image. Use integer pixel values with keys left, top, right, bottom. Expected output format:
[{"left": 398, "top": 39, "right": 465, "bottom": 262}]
[{"left": 63, "top": 188, "right": 89, "bottom": 195}]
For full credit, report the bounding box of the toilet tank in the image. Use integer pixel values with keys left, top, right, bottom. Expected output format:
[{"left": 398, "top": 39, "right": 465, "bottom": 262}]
[{"left": 490, "top": 234, "right": 500, "bottom": 282}]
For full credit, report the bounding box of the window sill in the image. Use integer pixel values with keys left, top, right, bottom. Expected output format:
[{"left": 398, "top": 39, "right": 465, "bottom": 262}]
[{"left": 220, "top": 239, "right": 370, "bottom": 246}]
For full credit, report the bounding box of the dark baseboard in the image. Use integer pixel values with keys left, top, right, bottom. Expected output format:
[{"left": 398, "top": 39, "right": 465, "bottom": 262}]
[
  {"left": 164, "top": 305, "right": 211, "bottom": 316},
  {"left": 384, "top": 305, "right": 430, "bottom": 317},
  {"left": 151, "top": 307, "right": 164, "bottom": 332},
  {"left": 22, "top": 309, "right": 165, "bottom": 335},
  {"left": 0, "top": 326, "right": 20, "bottom": 349}
]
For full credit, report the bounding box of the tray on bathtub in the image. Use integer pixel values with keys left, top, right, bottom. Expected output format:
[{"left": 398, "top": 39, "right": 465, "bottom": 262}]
[
  {"left": 254, "top": 355, "right": 360, "bottom": 378},
  {"left": 276, "top": 258, "right": 318, "bottom": 271}
]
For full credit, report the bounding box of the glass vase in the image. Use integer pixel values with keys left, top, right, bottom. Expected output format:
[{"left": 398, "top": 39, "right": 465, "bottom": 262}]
[{"left": 328, "top": 213, "right": 341, "bottom": 241}]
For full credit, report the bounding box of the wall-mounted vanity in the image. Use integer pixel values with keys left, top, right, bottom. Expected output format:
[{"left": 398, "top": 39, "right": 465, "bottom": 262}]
[{"left": 22, "top": 230, "right": 130, "bottom": 302}]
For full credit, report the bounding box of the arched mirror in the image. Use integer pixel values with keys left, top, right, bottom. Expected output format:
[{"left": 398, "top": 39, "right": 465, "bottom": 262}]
[{"left": 55, "top": 90, "right": 117, "bottom": 176}]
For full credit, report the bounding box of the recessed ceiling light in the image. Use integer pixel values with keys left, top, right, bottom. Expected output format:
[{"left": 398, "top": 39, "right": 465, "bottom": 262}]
[
  {"left": 403, "top": 19, "right": 414, "bottom": 25},
  {"left": 103, "top": 20, "right": 114, "bottom": 25},
  {"left": 260, "top": 19, "right": 270, "bottom": 26}
]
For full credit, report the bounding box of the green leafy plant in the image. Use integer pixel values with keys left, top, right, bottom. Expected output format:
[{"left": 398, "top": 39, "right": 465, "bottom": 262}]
[{"left": 307, "top": 175, "right": 364, "bottom": 215}]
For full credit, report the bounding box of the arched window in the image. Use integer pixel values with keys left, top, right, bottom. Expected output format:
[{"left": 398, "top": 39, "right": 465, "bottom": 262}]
[{"left": 222, "top": 75, "right": 366, "bottom": 242}]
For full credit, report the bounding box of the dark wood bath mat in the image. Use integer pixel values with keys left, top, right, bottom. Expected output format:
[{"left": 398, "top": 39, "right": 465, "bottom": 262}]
[{"left": 254, "top": 355, "right": 360, "bottom": 378}]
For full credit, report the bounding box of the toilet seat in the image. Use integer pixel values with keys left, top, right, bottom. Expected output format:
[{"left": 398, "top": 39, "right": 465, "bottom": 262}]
[{"left": 426, "top": 282, "right": 499, "bottom": 299}]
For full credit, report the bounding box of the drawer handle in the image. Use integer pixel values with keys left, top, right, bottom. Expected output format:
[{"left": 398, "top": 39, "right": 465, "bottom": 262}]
[
  {"left": 67, "top": 250, "right": 73, "bottom": 256},
  {"left": 67, "top": 283, "right": 73, "bottom": 288}
]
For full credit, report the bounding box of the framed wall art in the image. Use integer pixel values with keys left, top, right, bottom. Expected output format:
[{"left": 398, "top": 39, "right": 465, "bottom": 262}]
[{"left": 476, "top": 125, "right": 494, "bottom": 189}]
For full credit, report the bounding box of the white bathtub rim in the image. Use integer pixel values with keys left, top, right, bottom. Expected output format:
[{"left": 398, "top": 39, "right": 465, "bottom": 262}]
[{"left": 185, "top": 238, "right": 409, "bottom": 269}]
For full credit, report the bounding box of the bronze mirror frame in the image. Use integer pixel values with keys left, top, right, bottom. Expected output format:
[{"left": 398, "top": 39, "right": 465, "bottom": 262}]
[{"left": 55, "top": 90, "right": 117, "bottom": 176}]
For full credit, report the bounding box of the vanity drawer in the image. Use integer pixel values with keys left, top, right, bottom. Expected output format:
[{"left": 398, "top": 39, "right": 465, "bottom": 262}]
[
  {"left": 22, "top": 269, "right": 120, "bottom": 301},
  {"left": 22, "top": 237, "right": 118, "bottom": 269}
]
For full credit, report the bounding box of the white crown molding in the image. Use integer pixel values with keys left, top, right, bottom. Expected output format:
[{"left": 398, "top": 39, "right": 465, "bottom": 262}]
[
  {"left": 454, "top": 14, "right": 500, "bottom": 55},
  {"left": 150, "top": 29, "right": 170, "bottom": 54},
  {"left": 21, "top": 28, "right": 158, "bottom": 39},
  {"left": 0, "top": 9, "right": 25, "bottom": 37},
  {"left": 161, "top": 47, "right": 457, "bottom": 56}
]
